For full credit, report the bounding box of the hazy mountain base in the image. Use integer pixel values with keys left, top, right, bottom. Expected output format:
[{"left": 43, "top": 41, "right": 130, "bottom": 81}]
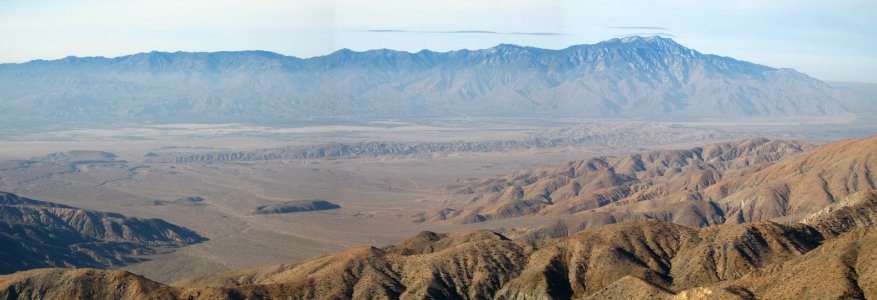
[
  {"left": 2, "top": 189, "right": 875, "bottom": 299},
  {"left": 159, "top": 122, "right": 743, "bottom": 163}
]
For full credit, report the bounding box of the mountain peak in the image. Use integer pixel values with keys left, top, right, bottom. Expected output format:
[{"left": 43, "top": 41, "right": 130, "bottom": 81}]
[
  {"left": 602, "top": 35, "right": 684, "bottom": 48},
  {"left": 618, "top": 35, "right": 673, "bottom": 42},
  {"left": 485, "top": 43, "right": 528, "bottom": 54},
  {"left": 492, "top": 43, "right": 524, "bottom": 49}
]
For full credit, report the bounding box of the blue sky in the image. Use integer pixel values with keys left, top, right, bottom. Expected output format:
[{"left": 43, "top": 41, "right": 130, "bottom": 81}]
[{"left": 1, "top": 0, "right": 875, "bottom": 82}]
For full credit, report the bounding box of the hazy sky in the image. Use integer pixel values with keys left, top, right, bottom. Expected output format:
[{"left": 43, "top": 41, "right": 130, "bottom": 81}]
[{"left": 1, "top": 0, "right": 875, "bottom": 82}]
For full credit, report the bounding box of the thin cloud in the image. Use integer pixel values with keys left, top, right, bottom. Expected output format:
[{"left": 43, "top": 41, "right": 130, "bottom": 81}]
[
  {"left": 354, "top": 29, "right": 567, "bottom": 36},
  {"left": 606, "top": 26, "right": 672, "bottom": 31},
  {"left": 608, "top": 26, "right": 671, "bottom": 31},
  {"left": 609, "top": 26, "right": 676, "bottom": 39},
  {"left": 506, "top": 32, "right": 567, "bottom": 36},
  {"left": 613, "top": 33, "right": 678, "bottom": 38},
  {"left": 362, "top": 29, "right": 408, "bottom": 33}
]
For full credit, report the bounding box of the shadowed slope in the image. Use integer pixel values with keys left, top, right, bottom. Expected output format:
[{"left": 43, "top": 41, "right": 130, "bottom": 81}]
[{"left": 0, "top": 191, "right": 206, "bottom": 274}]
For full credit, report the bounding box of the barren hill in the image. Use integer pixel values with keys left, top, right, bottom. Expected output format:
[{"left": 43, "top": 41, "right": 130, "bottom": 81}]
[
  {"left": 3, "top": 190, "right": 875, "bottom": 299},
  {"left": 429, "top": 137, "right": 814, "bottom": 226},
  {"left": 519, "top": 135, "right": 877, "bottom": 238},
  {"left": 0, "top": 191, "right": 206, "bottom": 274},
  {"left": 252, "top": 199, "right": 340, "bottom": 215}
]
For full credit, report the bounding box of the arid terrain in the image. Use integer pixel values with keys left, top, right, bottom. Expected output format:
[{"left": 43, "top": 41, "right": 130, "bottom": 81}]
[
  {"left": 0, "top": 117, "right": 873, "bottom": 285},
  {"left": 1, "top": 29, "right": 876, "bottom": 299},
  {"left": 2, "top": 162, "right": 876, "bottom": 299}
]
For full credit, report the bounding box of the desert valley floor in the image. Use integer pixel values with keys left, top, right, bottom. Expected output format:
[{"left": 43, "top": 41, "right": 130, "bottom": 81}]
[{"left": 0, "top": 117, "right": 872, "bottom": 283}]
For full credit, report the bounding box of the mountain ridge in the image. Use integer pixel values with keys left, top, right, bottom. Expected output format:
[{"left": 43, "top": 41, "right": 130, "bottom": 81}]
[
  {"left": 439, "top": 135, "right": 877, "bottom": 240},
  {"left": 0, "top": 37, "right": 761, "bottom": 70},
  {"left": 430, "top": 137, "right": 815, "bottom": 226},
  {"left": 0, "top": 36, "right": 863, "bottom": 124},
  {"left": 0, "top": 191, "right": 207, "bottom": 275},
  {"left": 3, "top": 189, "right": 875, "bottom": 299}
]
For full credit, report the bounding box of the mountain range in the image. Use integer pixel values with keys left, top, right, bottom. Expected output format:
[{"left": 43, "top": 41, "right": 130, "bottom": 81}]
[{"left": 0, "top": 36, "right": 865, "bottom": 125}]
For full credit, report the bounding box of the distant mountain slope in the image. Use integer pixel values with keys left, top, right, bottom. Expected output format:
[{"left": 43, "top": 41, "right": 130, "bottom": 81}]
[
  {"left": 428, "top": 137, "right": 812, "bottom": 225},
  {"left": 0, "top": 192, "right": 206, "bottom": 274},
  {"left": 4, "top": 190, "right": 875, "bottom": 299},
  {"left": 440, "top": 135, "right": 877, "bottom": 239},
  {"left": 0, "top": 36, "right": 864, "bottom": 124}
]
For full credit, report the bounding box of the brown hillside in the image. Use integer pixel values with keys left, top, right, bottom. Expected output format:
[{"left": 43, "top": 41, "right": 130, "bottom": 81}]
[
  {"left": 467, "top": 136, "right": 876, "bottom": 239},
  {"left": 2, "top": 189, "right": 875, "bottom": 299},
  {"left": 435, "top": 138, "right": 812, "bottom": 226},
  {"left": 0, "top": 268, "right": 177, "bottom": 299}
]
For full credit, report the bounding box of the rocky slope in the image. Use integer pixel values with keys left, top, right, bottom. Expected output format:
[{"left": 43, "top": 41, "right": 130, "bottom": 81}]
[
  {"left": 0, "top": 269, "right": 177, "bottom": 299},
  {"left": 0, "top": 36, "right": 864, "bottom": 126},
  {"left": 2, "top": 190, "right": 875, "bottom": 299},
  {"left": 516, "top": 135, "right": 877, "bottom": 238},
  {"left": 0, "top": 191, "right": 206, "bottom": 274},
  {"left": 429, "top": 137, "right": 814, "bottom": 226}
]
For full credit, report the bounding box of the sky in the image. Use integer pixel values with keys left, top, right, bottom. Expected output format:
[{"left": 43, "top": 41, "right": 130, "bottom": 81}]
[{"left": 1, "top": 0, "right": 875, "bottom": 82}]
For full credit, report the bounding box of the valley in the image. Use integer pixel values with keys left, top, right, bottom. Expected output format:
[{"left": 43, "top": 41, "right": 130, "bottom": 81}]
[
  {"left": 0, "top": 31, "right": 876, "bottom": 299},
  {"left": 0, "top": 116, "right": 871, "bottom": 284}
]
